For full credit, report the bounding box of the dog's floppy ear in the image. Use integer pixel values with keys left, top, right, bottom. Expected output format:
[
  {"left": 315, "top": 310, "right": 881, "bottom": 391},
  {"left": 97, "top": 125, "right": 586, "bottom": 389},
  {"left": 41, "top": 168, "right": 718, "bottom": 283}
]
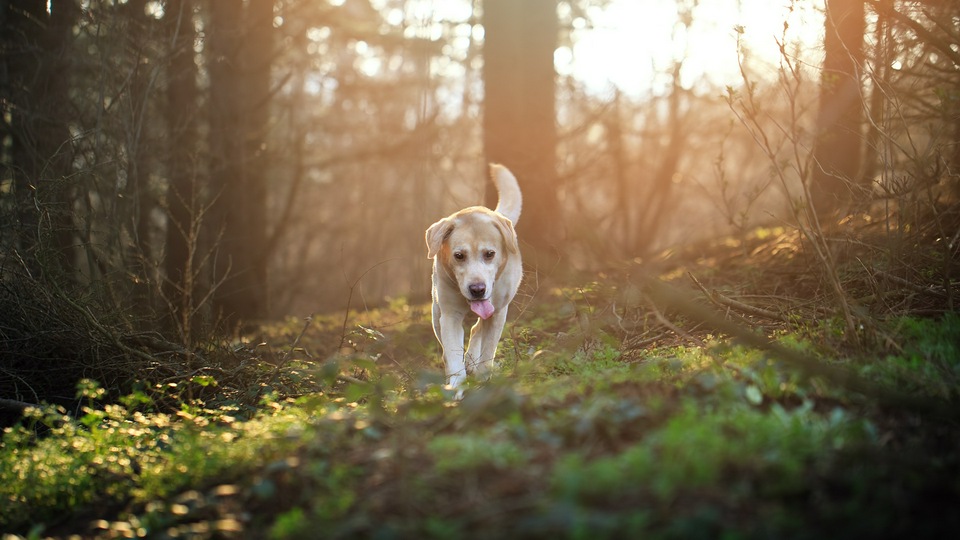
[
  {"left": 493, "top": 214, "right": 520, "bottom": 254},
  {"left": 425, "top": 218, "right": 453, "bottom": 259}
]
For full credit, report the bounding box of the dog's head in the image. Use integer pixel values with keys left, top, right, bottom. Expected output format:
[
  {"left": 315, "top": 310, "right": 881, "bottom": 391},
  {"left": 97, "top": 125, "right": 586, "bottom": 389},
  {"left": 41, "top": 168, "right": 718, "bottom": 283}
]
[{"left": 426, "top": 207, "right": 518, "bottom": 319}]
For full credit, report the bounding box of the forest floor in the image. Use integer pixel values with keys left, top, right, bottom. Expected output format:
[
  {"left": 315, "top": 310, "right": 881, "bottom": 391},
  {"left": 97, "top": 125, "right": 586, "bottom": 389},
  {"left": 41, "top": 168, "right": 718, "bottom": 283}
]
[{"left": 2, "top": 209, "right": 960, "bottom": 539}]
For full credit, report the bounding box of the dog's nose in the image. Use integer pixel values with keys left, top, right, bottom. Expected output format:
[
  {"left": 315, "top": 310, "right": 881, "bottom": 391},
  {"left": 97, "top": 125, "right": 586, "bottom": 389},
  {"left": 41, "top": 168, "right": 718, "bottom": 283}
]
[{"left": 468, "top": 283, "right": 486, "bottom": 299}]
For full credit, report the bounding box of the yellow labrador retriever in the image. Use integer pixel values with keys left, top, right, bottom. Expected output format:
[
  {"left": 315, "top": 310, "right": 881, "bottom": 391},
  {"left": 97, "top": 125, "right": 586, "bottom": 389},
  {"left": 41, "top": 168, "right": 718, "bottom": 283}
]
[{"left": 425, "top": 164, "right": 522, "bottom": 390}]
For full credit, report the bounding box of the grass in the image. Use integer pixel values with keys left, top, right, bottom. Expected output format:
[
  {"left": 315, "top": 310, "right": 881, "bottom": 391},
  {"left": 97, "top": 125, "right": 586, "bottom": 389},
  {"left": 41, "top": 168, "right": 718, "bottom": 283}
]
[
  {"left": 2, "top": 242, "right": 960, "bottom": 537},
  {"left": 4, "top": 309, "right": 959, "bottom": 539}
]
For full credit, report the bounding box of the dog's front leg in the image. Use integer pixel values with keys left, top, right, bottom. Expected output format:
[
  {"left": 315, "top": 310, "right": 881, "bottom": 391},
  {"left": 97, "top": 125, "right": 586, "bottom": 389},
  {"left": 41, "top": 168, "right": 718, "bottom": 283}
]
[
  {"left": 472, "top": 309, "right": 509, "bottom": 377},
  {"left": 438, "top": 312, "right": 467, "bottom": 388},
  {"left": 465, "top": 319, "right": 483, "bottom": 373}
]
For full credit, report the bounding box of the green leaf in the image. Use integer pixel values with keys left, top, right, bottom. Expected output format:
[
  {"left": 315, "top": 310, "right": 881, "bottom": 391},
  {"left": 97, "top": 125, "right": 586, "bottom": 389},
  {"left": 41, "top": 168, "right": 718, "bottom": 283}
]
[
  {"left": 351, "top": 357, "right": 379, "bottom": 373},
  {"left": 191, "top": 375, "right": 218, "bottom": 387},
  {"left": 344, "top": 381, "right": 374, "bottom": 402},
  {"left": 319, "top": 360, "right": 341, "bottom": 386}
]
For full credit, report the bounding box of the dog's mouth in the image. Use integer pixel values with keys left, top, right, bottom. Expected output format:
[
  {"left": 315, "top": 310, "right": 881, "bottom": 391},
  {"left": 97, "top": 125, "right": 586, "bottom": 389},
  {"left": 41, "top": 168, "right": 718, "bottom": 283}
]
[{"left": 469, "top": 299, "right": 495, "bottom": 320}]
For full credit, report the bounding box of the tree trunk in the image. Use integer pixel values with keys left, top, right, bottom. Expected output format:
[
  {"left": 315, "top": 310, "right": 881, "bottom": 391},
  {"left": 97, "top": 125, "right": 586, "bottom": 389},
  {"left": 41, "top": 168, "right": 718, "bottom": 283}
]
[
  {"left": 810, "top": 0, "right": 865, "bottom": 217},
  {"left": 207, "top": 0, "right": 271, "bottom": 329},
  {"left": 241, "top": 0, "right": 272, "bottom": 315},
  {"left": 860, "top": 8, "right": 888, "bottom": 185},
  {"left": 121, "top": 0, "right": 156, "bottom": 312},
  {"left": 634, "top": 62, "right": 685, "bottom": 256},
  {"left": 4, "top": 0, "right": 79, "bottom": 277},
  {"left": 163, "top": 0, "right": 199, "bottom": 334},
  {"left": 482, "top": 0, "right": 560, "bottom": 261}
]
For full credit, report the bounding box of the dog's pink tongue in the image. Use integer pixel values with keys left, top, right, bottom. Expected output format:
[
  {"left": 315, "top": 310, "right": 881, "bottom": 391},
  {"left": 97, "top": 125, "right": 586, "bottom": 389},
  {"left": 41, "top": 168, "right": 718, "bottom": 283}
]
[{"left": 470, "top": 300, "right": 495, "bottom": 320}]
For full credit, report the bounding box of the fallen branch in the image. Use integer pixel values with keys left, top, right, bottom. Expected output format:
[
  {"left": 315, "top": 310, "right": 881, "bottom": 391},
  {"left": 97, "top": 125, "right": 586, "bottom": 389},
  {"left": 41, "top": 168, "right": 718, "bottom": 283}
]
[
  {"left": 688, "top": 272, "right": 791, "bottom": 323},
  {"left": 0, "top": 398, "right": 36, "bottom": 413},
  {"left": 643, "top": 277, "right": 958, "bottom": 420},
  {"left": 876, "top": 270, "right": 948, "bottom": 300}
]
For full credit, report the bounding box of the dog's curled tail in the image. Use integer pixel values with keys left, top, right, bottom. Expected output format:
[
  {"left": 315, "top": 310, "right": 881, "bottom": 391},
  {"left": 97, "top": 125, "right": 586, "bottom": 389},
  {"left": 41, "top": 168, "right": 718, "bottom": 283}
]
[{"left": 490, "top": 163, "right": 522, "bottom": 225}]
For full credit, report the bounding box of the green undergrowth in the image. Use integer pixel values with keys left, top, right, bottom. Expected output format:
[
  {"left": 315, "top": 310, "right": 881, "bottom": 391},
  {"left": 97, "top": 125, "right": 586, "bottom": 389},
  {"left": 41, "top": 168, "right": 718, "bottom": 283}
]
[{"left": 2, "top": 301, "right": 960, "bottom": 538}]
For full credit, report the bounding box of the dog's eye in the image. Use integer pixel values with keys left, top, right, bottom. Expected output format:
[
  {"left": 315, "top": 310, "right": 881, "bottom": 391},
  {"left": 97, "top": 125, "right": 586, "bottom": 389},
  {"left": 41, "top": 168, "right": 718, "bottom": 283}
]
[
  {"left": 453, "top": 252, "right": 465, "bottom": 261},
  {"left": 484, "top": 250, "right": 496, "bottom": 260}
]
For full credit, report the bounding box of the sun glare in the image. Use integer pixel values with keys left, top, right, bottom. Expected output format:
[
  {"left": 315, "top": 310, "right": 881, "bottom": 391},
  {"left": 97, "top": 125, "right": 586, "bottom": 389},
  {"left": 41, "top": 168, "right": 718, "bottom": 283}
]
[
  {"left": 567, "top": 0, "right": 825, "bottom": 95},
  {"left": 329, "top": 0, "right": 824, "bottom": 98}
]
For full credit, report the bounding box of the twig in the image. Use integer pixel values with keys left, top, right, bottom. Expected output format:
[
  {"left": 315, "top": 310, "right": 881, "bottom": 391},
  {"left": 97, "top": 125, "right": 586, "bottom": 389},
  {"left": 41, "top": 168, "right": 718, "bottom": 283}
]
[
  {"left": 338, "top": 255, "right": 400, "bottom": 352},
  {"left": 643, "top": 293, "right": 706, "bottom": 348},
  {"left": 688, "top": 272, "right": 791, "bottom": 323},
  {"left": 876, "top": 270, "right": 949, "bottom": 299},
  {"left": 338, "top": 373, "right": 366, "bottom": 386},
  {"left": 158, "top": 366, "right": 230, "bottom": 385},
  {"left": 130, "top": 333, "right": 207, "bottom": 362},
  {"left": 56, "top": 290, "right": 159, "bottom": 366},
  {"left": 262, "top": 314, "right": 314, "bottom": 394}
]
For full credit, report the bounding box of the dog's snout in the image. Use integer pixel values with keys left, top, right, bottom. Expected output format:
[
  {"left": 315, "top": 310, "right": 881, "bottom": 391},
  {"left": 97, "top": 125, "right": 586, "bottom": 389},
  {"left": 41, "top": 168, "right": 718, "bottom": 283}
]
[{"left": 468, "top": 283, "right": 486, "bottom": 299}]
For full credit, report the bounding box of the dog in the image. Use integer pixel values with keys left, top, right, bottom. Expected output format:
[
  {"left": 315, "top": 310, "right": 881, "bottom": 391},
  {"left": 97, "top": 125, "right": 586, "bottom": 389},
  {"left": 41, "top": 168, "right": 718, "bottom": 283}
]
[{"left": 425, "top": 164, "right": 522, "bottom": 391}]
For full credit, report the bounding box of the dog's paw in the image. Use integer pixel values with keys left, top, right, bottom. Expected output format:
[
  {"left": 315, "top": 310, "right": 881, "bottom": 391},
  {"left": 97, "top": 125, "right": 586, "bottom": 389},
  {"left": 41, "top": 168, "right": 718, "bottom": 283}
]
[
  {"left": 446, "top": 372, "right": 466, "bottom": 389},
  {"left": 442, "top": 381, "right": 465, "bottom": 401},
  {"left": 445, "top": 372, "right": 467, "bottom": 400}
]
